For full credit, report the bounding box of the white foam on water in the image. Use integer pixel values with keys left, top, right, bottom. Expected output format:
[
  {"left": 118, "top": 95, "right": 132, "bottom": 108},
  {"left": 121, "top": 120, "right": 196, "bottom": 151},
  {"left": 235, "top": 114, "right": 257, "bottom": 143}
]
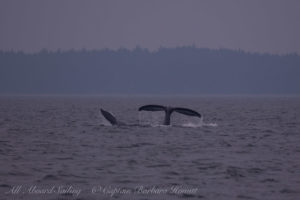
[
  {"left": 181, "top": 116, "right": 218, "bottom": 128},
  {"left": 181, "top": 122, "right": 218, "bottom": 128}
]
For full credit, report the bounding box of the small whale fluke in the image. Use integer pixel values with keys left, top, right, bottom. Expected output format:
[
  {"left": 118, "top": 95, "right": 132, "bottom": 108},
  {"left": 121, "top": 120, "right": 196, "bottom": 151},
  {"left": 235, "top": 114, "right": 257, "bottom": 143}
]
[{"left": 138, "top": 105, "right": 201, "bottom": 125}]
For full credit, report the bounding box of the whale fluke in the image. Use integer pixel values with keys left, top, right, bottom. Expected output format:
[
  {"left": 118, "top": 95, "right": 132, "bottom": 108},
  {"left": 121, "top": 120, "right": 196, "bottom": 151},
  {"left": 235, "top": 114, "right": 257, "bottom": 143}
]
[{"left": 138, "top": 105, "right": 201, "bottom": 125}]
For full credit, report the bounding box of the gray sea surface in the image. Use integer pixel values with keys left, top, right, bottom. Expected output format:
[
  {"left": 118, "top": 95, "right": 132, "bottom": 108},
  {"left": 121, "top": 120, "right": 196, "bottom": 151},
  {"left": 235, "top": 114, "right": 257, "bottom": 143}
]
[{"left": 0, "top": 95, "right": 299, "bottom": 200}]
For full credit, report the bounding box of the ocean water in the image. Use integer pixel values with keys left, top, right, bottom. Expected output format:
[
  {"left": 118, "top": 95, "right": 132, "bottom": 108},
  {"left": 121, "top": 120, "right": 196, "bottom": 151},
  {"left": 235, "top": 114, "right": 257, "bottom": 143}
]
[{"left": 0, "top": 95, "right": 299, "bottom": 200}]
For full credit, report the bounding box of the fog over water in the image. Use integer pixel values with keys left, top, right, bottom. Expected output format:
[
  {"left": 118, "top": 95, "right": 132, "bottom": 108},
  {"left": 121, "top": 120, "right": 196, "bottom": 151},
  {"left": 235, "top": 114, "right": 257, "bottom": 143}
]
[{"left": 1, "top": 0, "right": 300, "bottom": 54}]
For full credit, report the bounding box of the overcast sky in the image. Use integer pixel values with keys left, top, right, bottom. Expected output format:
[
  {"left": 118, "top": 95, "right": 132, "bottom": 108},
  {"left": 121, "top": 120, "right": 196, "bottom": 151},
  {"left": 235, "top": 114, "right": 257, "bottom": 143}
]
[{"left": 0, "top": 0, "right": 299, "bottom": 54}]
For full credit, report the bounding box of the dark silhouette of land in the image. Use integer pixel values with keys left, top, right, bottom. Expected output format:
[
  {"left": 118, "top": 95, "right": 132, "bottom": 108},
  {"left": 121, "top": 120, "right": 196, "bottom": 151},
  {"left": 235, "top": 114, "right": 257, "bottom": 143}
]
[{"left": 0, "top": 46, "right": 299, "bottom": 94}]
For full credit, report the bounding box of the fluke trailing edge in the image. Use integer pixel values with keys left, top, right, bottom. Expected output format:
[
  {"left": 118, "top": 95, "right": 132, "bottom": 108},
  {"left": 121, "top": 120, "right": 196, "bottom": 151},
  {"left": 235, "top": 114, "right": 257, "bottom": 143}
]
[{"left": 101, "top": 104, "right": 201, "bottom": 126}]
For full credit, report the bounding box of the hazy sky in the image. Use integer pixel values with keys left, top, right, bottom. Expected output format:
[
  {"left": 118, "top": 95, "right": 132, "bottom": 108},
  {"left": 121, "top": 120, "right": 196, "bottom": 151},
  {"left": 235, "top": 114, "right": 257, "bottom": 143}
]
[{"left": 0, "top": 0, "right": 299, "bottom": 54}]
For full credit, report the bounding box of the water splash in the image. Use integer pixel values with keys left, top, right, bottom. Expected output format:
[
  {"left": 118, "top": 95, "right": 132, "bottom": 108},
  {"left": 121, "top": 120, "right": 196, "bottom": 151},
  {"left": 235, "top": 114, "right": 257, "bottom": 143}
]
[
  {"left": 181, "top": 115, "right": 218, "bottom": 128},
  {"left": 182, "top": 121, "right": 218, "bottom": 128},
  {"left": 139, "top": 112, "right": 218, "bottom": 128},
  {"left": 138, "top": 111, "right": 164, "bottom": 126}
]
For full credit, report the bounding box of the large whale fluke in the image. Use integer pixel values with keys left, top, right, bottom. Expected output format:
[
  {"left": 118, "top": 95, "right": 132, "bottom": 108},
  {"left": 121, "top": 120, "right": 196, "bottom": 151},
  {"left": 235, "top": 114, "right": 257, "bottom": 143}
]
[
  {"left": 100, "top": 109, "right": 118, "bottom": 125},
  {"left": 138, "top": 105, "right": 201, "bottom": 125}
]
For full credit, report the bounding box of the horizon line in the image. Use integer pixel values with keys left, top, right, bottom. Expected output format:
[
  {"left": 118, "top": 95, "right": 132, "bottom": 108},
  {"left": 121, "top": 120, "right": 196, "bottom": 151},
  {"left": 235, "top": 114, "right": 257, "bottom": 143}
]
[
  {"left": 1, "top": 46, "right": 299, "bottom": 57},
  {"left": 1, "top": 93, "right": 300, "bottom": 97}
]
